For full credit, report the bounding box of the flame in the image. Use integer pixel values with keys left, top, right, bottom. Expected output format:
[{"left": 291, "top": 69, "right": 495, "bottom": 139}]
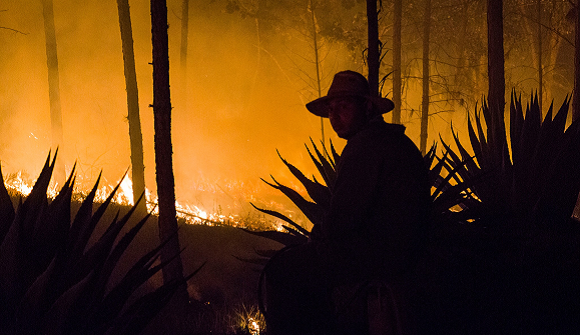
[
  {"left": 247, "top": 317, "right": 260, "bottom": 335},
  {"left": 2, "top": 171, "right": 291, "bottom": 231},
  {"left": 119, "top": 174, "right": 134, "bottom": 205},
  {"left": 5, "top": 171, "right": 34, "bottom": 196}
]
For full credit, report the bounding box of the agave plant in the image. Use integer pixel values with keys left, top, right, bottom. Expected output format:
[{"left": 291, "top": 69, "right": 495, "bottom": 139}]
[
  {"left": 0, "top": 152, "right": 196, "bottom": 335},
  {"left": 439, "top": 92, "right": 580, "bottom": 229},
  {"left": 248, "top": 139, "right": 338, "bottom": 244},
  {"left": 242, "top": 94, "right": 580, "bottom": 333},
  {"left": 239, "top": 133, "right": 476, "bottom": 269},
  {"left": 250, "top": 93, "right": 580, "bottom": 236},
  {"left": 419, "top": 93, "right": 580, "bottom": 333}
]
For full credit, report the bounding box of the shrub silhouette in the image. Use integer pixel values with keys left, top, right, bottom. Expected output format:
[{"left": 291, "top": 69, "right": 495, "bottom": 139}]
[
  {"left": 245, "top": 94, "right": 580, "bottom": 333},
  {"left": 0, "top": 152, "right": 192, "bottom": 335}
]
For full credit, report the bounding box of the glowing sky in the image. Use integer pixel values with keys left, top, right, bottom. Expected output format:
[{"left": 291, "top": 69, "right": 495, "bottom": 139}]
[{"left": 0, "top": 0, "right": 574, "bottom": 222}]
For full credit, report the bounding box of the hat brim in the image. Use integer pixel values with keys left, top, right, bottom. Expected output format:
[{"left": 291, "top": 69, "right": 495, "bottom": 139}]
[{"left": 306, "top": 94, "right": 395, "bottom": 117}]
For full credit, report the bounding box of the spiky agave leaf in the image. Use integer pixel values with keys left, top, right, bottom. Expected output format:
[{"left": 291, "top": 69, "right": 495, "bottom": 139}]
[
  {"left": 70, "top": 172, "right": 123, "bottom": 266},
  {"left": 30, "top": 164, "right": 76, "bottom": 277},
  {"left": 451, "top": 128, "right": 480, "bottom": 177},
  {"left": 0, "top": 164, "right": 15, "bottom": 242},
  {"left": 276, "top": 150, "right": 331, "bottom": 210},
  {"left": 101, "top": 269, "right": 201, "bottom": 335},
  {"left": 91, "top": 243, "right": 194, "bottom": 332},
  {"left": 41, "top": 270, "right": 95, "bottom": 335},
  {"left": 67, "top": 172, "right": 102, "bottom": 252},
  {"left": 1, "top": 154, "right": 194, "bottom": 335},
  {"left": 249, "top": 202, "right": 309, "bottom": 237},
  {"left": 329, "top": 139, "right": 341, "bottom": 166},
  {"left": 438, "top": 138, "right": 472, "bottom": 186},
  {"left": 509, "top": 91, "right": 525, "bottom": 161},
  {"left": 95, "top": 197, "right": 150, "bottom": 291},
  {"left": 459, "top": 94, "right": 580, "bottom": 227},
  {"left": 247, "top": 140, "right": 340, "bottom": 247},
  {"left": 305, "top": 139, "right": 338, "bottom": 191},
  {"left": 240, "top": 228, "right": 308, "bottom": 247},
  {"left": 423, "top": 143, "right": 437, "bottom": 169},
  {"left": 260, "top": 176, "right": 324, "bottom": 226},
  {"left": 0, "top": 152, "right": 59, "bottom": 324},
  {"left": 472, "top": 106, "right": 490, "bottom": 170},
  {"left": 70, "top": 203, "right": 148, "bottom": 324},
  {"left": 12, "top": 167, "right": 78, "bottom": 334}
]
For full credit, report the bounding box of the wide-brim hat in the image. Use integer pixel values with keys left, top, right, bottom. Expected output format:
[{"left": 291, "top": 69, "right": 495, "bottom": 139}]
[{"left": 306, "top": 70, "right": 395, "bottom": 117}]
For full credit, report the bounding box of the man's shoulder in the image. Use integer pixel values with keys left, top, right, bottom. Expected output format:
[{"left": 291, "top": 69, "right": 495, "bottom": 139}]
[
  {"left": 349, "top": 120, "right": 423, "bottom": 159},
  {"left": 353, "top": 120, "right": 409, "bottom": 145}
]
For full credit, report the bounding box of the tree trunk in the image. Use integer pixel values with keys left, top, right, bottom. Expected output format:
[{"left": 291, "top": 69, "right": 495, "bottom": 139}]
[
  {"left": 453, "top": 1, "right": 469, "bottom": 94},
  {"left": 366, "top": 0, "right": 380, "bottom": 97},
  {"left": 391, "top": 0, "right": 402, "bottom": 124},
  {"left": 420, "top": 0, "right": 431, "bottom": 154},
  {"left": 117, "top": 0, "right": 146, "bottom": 213},
  {"left": 41, "top": 0, "right": 65, "bottom": 183},
  {"left": 180, "top": 0, "right": 190, "bottom": 72},
  {"left": 537, "top": 0, "right": 543, "bottom": 110},
  {"left": 150, "top": 0, "right": 189, "bottom": 331},
  {"left": 179, "top": 0, "right": 190, "bottom": 110},
  {"left": 487, "top": 0, "right": 506, "bottom": 149},
  {"left": 309, "top": 0, "right": 325, "bottom": 142},
  {"left": 574, "top": 0, "right": 580, "bottom": 122}
]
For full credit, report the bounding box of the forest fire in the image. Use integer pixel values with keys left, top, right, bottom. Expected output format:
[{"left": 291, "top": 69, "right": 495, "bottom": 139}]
[
  {"left": 2, "top": 171, "right": 284, "bottom": 230},
  {"left": 2, "top": 0, "right": 580, "bottom": 333}
]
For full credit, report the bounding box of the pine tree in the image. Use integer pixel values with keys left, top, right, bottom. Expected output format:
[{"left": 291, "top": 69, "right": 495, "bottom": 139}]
[{"left": 116, "top": 0, "right": 146, "bottom": 213}]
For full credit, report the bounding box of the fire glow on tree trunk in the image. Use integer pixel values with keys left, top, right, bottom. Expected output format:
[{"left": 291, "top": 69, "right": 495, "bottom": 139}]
[
  {"left": 41, "top": 0, "right": 65, "bottom": 182},
  {"left": 180, "top": 0, "right": 189, "bottom": 72},
  {"left": 309, "top": 0, "right": 325, "bottom": 142},
  {"left": 420, "top": 0, "right": 431, "bottom": 154},
  {"left": 116, "top": 0, "right": 146, "bottom": 212},
  {"left": 487, "top": 0, "right": 507, "bottom": 154},
  {"left": 150, "top": 0, "right": 188, "bottom": 306},
  {"left": 179, "top": 0, "right": 190, "bottom": 111},
  {"left": 392, "top": 0, "right": 402, "bottom": 124},
  {"left": 366, "top": 0, "right": 380, "bottom": 97},
  {"left": 574, "top": 0, "right": 580, "bottom": 122},
  {"left": 537, "top": 0, "right": 543, "bottom": 110}
]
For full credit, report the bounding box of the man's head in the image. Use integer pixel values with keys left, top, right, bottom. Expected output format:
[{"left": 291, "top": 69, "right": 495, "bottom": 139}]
[{"left": 306, "top": 71, "right": 394, "bottom": 139}]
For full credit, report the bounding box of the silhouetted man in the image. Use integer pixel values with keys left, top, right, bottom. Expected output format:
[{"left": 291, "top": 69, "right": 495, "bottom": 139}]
[{"left": 264, "top": 70, "right": 430, "bottom": 335}]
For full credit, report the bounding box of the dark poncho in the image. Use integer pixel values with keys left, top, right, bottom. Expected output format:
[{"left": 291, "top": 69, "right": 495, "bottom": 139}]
[{"left": 311, "top": 118, "right": 430, "bottom": 281}]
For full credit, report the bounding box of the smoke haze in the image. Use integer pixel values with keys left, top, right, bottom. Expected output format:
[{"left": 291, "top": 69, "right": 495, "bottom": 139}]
[{"left": 0, "top": 0, "right": 575, "bottom": 224}]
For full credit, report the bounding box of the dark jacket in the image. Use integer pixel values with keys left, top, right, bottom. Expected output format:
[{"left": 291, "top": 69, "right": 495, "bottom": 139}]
[{"left": 312, "top": 118, "right": 430, "bottom": 281}]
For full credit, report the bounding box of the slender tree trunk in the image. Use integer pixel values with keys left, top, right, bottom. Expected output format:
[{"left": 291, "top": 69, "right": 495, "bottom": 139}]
[
  {"left": 420, "top": 0, "right": 431, "bottom": 154},
  {"left": 117, "top": 0, "right": 146, "bottom": 213},
  {"left": 150, "top": 0, "right": 189, "bottom": 330},
  {"left": 537, "top": 0, "right": 543, "bottom": 110},
  {"left": 392, "top": 0, "right": 402, "bottom": 124},
  {"left": 454, "top": 2, "right": 469, "bottom": 92},
  {"left": 180, "top": 0, "right": 189, "bottom": 72},
  {"left": 487, "top": 0, "right": 506, "bottom": 153},
  {"left": 309, "top": 0, "right": 325, "bottom": 142},
  {"left": 574, "top": 0, "right": 580, "bottom": 122},
  {"left": 41, "top": 0, "right": 65, "bottom": 183},
  {"left": 366, "top": 0, "right": 380, "bottom": 97},
  {"left": 179, "top": 0, "right": 190, "bottom": 111}
]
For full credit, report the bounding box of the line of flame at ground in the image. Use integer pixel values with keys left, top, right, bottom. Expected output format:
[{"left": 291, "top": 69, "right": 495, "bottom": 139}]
[{"left": 3, "top": 171, "right": 295, "bottom": 232}]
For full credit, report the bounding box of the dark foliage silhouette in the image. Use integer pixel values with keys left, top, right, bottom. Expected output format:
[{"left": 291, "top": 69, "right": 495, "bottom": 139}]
[
  {"left": 0, "top": 152, "right": 196, "bottom": 335},
  {"left": 245, "top": 94, "right": 580, "bottom": 334}
]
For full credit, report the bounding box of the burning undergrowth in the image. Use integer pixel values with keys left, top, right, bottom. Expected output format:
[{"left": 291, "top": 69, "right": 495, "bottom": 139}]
[{"left": 2, "top": 168, "right": 303, "bottom": 232}]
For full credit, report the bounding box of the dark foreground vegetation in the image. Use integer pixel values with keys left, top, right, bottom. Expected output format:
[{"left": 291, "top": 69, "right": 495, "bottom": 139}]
[
  {"left": 0, "top": 154, "right": 276, "bottom": 335},
  {"left": 0, "top": 154, "right": 199, "bottom": 334},
  {"left": 250, "top": 94, "right": 580, "bottom": 334},
  {"left": 1, "top": 96, "right": 580, "bottom": 334}
]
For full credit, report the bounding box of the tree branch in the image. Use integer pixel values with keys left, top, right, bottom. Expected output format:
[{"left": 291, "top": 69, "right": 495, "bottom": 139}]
[{"left": 0, "top": 26, "right": 27, "bottom": 35}]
